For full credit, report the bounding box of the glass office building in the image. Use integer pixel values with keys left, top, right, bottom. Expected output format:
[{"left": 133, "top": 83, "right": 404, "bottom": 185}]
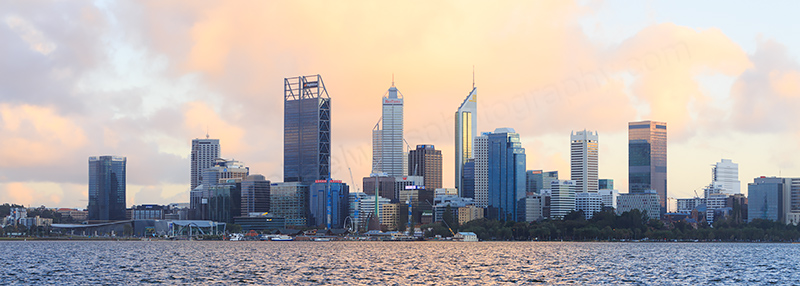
[
  {"left": 372, "top": 81, "right": 405, "bottom": 177},
  {"left": 284, "top": 75, "right": 331, "bottom": 184},
  {"left": 309, "top": 179, "right": 350, "bottom": 229},
  {"left": 455, "top": 86, "right": 477, "bottom": 192},
  {"left": 628, "top": 121, "right": 667, "bottom": 215},
  {"left": 88, "top": 156, "right": 127, "bottom": 221},
  {"left": 487, "top": 128, "right": 526, "bottom": 221}
]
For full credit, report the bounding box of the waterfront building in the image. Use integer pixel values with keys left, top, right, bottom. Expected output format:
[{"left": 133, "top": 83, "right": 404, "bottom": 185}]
[
  {"left": 88, "top": 156, "right": 127, "bottom": 221},
  {"left": 240, "top": 174, "right": 270, "bottom": 217},
  {"left": 408, "top": 144, "right": 443, "bottom": 190},
  {"left": 308, "top": 179, "right": 349, "bottom": 229},
  {"left": 575, "top": 192, "right": 602, "bottom": 219},
  {"left": 487, "top": 128, "right": 526, "bottom": 221},
  {"left": 598, "top": 189, "right": 619, "bottom": 209},
  {"left": 132, "top": 204, "right": 168, "bottom": 220},
  {"left": 284, "top": 75, "right": 331, "bottom": 184},
  {"left": 549, "top": 180, "right": 576, "bottom": 219},
  {"left": 190, "top": 137, "right": 220, "bottom": 191},
  {"left": 628, "top": 120, "right": 667, "bottom": 215},
  {"left": 599, "top": 179, "right": 614, "bottom": 190},
  {"left": 473, "top": 134, "right": 489, "bottom": 207},
  {"left": 234, "top": 213, "right": 286, "bottom": 232},
  {"left": 269, "top": 182, "right": 309, "bottom": 227},
  {"left": 394, "top": 176, "right": 424, "bottom": 202},
  {"left": 570, "top": 130, "right": 599, "bottom": 192},
  {"left": 350, "top": 193, "right": 390, "bottom": 231},
  {"left": 616, "top": 190, "right": 661, "bottom": 221},
  {"left": 455, "top": 85, "right": 478, "bottom": 193},
  {"left": 372, "top": 80, "right": 406, "bottom": 177},
  {"left": 713, "top": 159, "right": 741, "bottom": 194},
  {"left": 381, "top": 203, "right": 403, "bottom": 230}
]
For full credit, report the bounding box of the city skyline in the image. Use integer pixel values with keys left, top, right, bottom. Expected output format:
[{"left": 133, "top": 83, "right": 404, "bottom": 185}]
[{"left": 3, "top": 2, "right": 800, "bottom": 208}]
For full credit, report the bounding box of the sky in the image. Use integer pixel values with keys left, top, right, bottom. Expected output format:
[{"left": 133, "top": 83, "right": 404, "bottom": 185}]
[{"left": 1, "top": 1, "right": 799, "bottom": 209}]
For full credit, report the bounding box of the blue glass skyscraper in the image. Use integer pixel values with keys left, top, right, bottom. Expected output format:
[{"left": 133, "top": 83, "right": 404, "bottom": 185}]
[
  {"left": 284, "top": 75, "right": 331, "bottom": 184},
  {"left": 88, "top": 156, "right": 127, "bottom": 221},
  {"left": 487, "top": 128, "right": 526, "bottom": 221},
  {"left": 309, "top": 179, "right": 350, "bottom": 229}
]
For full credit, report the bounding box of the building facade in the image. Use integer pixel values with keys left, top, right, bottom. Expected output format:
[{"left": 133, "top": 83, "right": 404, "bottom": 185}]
[
  {"left": 575, "top": 192, "right": 602, "bottom": 220},
  {"left": 88, "top": 156, "right": 127, "bottom": 221},
  {"left": 455, "top": 86, "right": 478, "bottom": 193},
  {"left": 549, "top": 180, "right": 576, "bottom": 219},
  {"left": 617, "top": 190, "right": 661, "bottom": 221},
  {"left": 373, "top": 81, "right": 406, "bottom": 177},
  {"left": 713, "top": 159, "right": 741, "bottom": 194},
  {"left": 487, "top": 128, "right": 526, "bottom": 221},
  {"left": 526, "top": 170, "right": 558, "bottom": 194},
  {"left": 570, "top": 130, "right": 599, "bottom": 192},
  {"left": 190, "top": 138, "right": 220, "bottom": 191},
  {"left": 628, "top": 120, "right": 667, "bottom": 215},
  {"left": 308, "top": 179, "right": 349, "bottom": 229},
  {"left": 408, "top": 144, "right": 443, "bottom": 190},
  {"left": 240, "top": 174, "right": 270, "bottom": 216},
  {"left": 599, "top": 179, "right": 614, "bottom": 190},
  {"left": 269, "top": 182, "right": 309, "bottom": 227},
  {"left": 284, "top": 75, "right": 331, "bottom": 184},
  {"left": 473, "top": 134, "right": 489, "bottom": 207}
]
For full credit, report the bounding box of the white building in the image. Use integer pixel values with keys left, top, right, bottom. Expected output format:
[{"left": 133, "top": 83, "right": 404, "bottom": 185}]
[
  {"left": 349, "top": 192, "right": 390, "bottom": 231},
  {"left": 472, "top": 133, "right": 489, "bottom": 207},
  {"left": 706, "top": 193, "right": 728, "bottom": 223},
  {"left": 617, "top": 190, "right": 661, "bottom": 221},
  {"left": 598, "top": 189, "right": 619, "bottom": 209},
  {"left": 190, "top": 137, "right": 220, "bottom": 191},
  {"left": 712, "top": 159, "right": 740, "bottom": 194},
  {"left": 455, "top": 86, "right": 478, "bottom": 193},
  {"left": 575, "top": 192, "right": 602, "bottom": 220},
  {"left": 373, "top": 81, "right": 406, "bottom": 177},
  {"left": 676, "top": 197, "right": 705, "bottom": 214},
  {"left": 570, "top": 130, "right": 599, "bottom": 192},
  {"left": 520, "top": 194, "right": 543, "bottom": 222},
  {"left": 550, "top": 180, "right": 576, "bottom": 219}
]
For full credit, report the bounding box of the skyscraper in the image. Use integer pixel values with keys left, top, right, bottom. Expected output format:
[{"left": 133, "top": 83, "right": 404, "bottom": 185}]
[
  {"left": 284, "top": 75, "right": 331, "bottom": 184},
  {"left": 455, "top": 86, "right": 477, "bottom": 192},
  {"left": 487, "top": 128, "right": 526, "bottom": 221},
  {"left": 628, "top": 120, "right": 667, "bottom": 215},
  {"left": 88, "top": 156, "right": 127, "bottom": 221},
  {"left": 240, "top": 174, "right": 270, "bottom": 216},
  {"left": 570, "top": 130, "right": 598, "bottom": 192},
  {"left": 190, "top": 137, "right": 220, "bottom": 191},
  {"left": 373, "top": 80, "right": 405, "bottom": 177},
  {"left": 309, "top": 179, "right": 350, "bottom": 229},
  {"left": 549, "top": 180, "right": 576, "bottom": 219},
  {"left": 712, "top": 159, "right": 741, "bottom": 194},
  {"left": 408, "top": 144, "right": 443, "bottom": 190},
  {"left": 473, "top": 134, "right": 489, "bottom": 207}
]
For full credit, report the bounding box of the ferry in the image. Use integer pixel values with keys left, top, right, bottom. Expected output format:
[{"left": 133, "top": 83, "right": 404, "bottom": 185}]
[{"left": 270, "top": 235, "right": 293, "bottom": 241}]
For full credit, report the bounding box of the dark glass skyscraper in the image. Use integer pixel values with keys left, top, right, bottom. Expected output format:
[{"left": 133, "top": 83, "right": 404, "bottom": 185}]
[
  {"left": 408, "top": 144, "right": 443, "bottom": 190},
  {"left": 487, "top": 128, "right": 526, "bottom": 221},
  {"left": 628, "top": 120, "right": 667, "bottom": 215},
  {"left": 88, "top": 156, "right": 127, "bottom": 221},
  {"left": 309, "top": 179, "right": 350, "bottom": 229},
  {"left": 284, "top": 75, "right": 331, "bottom": 184}
]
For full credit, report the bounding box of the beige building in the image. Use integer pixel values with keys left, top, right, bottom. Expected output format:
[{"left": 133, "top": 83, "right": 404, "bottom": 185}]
[
  {"left": 381, "top": 203, "right": 402, "bottom": 230},
  {"left": 458, "top": 205, "right": 484, "bottom": 225}
]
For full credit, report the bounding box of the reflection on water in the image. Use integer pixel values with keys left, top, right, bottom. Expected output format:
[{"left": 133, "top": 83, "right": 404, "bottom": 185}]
[{"left": 1, "top": 241, "right": 798, "bottom": 285}]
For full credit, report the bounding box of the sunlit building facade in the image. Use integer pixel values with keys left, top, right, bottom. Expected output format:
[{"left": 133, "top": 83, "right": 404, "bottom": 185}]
[
  {"left": 455, "top": 86, "right": 478, "bottom": 193},
  {"left": 284, "top": 75, "right": 331, "bottom": 184},
  {"left": 373, "top": 81, "right": 406, "bottom": 177},
  {"left": 570, "top": 130, "right": 599, "bottom": 192},
  {"left": 628, "top": 120, "right": 667, "bottom": 215}
]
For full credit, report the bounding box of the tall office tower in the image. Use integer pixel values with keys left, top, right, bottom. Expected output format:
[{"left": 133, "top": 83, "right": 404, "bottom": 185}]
[
  {"left": 747, "top": 177, "right": 800, "bottom": 224},
  {"left": 309, "top": 179, "right": 350, "bottom": 229},
  {"left": 455, "top": 86, "right": 478, "bottom": 192},
  {"left": 284, "top": 75, "right": 331, "bottom": 184},
  {"left": 190, "top": 137, "right": 220, "bottom": 191},
  {"left": 487, "top": 128, "right": 526, "bottom": 221},
  {"left": 240, "top": 174, "right": 270, "bottom": 216},
  {"left": 628, "top": 120, "right": 667, "bottom": 215},
  {"left": 598, "top": 179, "right": 614, "bottom": 190},
  {"left": 461, "top": 159, "right": 475, "bottom": 199},
  {"left": 570, "top": 130, "right": 599, "bottom": 192},
  {"left": 408, "top": 144, "right": 443, "bottom": 189},
  {"left": 88, "top": 156, "right": 127, "bottom": 221},
  {"left": 372, "top": 80, "right": 405, "bottom": 177},
  {"left": 270, "top": 182, "right": 310, "bottom": 227},
  {"left": 549, "top": 180, "right": 576, "bottom": 220},
  {"left": 712, "top": 159, "right": 741, "bottom": 194},
  {"left": 473, "top": 134, "right": 489, "bottom": 207}
]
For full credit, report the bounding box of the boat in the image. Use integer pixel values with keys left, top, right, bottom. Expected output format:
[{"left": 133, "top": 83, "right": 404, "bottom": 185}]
[
  {"left": 270, "top": 235, "right": 293, "bottom": 241},
  {"left": 313, "top": 238, "right": 331, "bottom": 242}
]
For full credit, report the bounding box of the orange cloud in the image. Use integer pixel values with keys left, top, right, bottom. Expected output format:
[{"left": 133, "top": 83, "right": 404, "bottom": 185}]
[
  {"left": 0, "top": 104, "right": 88, "bottom": 167},
  {"left": 183, "top": 101, "right": 247, "bottom": 155}
]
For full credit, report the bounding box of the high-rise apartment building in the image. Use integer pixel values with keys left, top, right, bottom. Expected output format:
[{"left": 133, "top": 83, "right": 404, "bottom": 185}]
[
  {"left": 455, "top": 86, "right": 477, "bottom": 192},
  {"left": 408, "top": 144, "right": 443, "bottom": 190},
  {"left": 713, "top": 159, "right": 741, "bottom": 194},
  {"left": 571, "top": 130, "right": 599, "bottom": 192},
  {"left": 628, "top": 120, "right": 667, "bottom": 215},
  {"left": 284, "top": 75, "right": 331, "bottom": 184},
  {"left": 487, "top": 128, "right": 526, "bottom": 221},
  {"left": 88, "top": 156, "right": 127, "bottom": 221},
  {"left": 190, "top": 137, "right": 220, "bottom": 191},
  {"left": 373, "top": 81, "right": 405, "bottom": 177}
]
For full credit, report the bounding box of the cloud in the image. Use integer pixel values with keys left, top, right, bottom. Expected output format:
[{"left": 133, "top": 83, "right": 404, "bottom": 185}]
[{"left": 0, "top": 104, "right": 88, "bottom": 167}]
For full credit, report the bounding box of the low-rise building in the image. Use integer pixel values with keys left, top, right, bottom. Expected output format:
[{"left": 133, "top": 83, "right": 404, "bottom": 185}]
[
  {"left": 617, "top": 190, "right": 661, "bottom": 221},
  {"left": 457, "top": 205, "right": 484, "bottom": 225}
]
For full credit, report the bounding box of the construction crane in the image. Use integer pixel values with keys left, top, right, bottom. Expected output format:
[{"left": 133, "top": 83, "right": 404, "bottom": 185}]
[{"left": 348, "top": 167, "right": 361, "bottom": 192}]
